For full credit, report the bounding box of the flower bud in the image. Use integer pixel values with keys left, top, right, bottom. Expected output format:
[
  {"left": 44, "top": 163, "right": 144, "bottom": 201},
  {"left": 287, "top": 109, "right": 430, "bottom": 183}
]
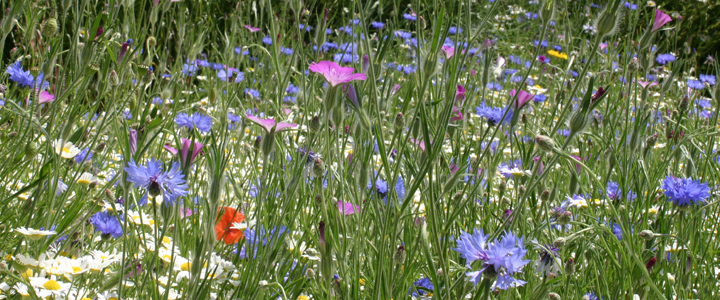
[
  {"left": 549, "top": 292, "right": 561, "bottom": 300},
  {"left": 639, "top": 229, "right": 654, "bottom": 241},
  {"left": 628, "top": 57, "right": 640, "bottom": 72},
  {"left": 679, "top": 96, "right": 689, "bottom": 112},
  {"left": 557, "top": 211, "right": 572, "bottom": 225},
  {"left": 540, "top": 190, "right": 551, "bottom": 202},
  {"left": 553, "top": 237, "right": 566, "bottom": 248},
  {"left": 394, "top": 243, "right": 406, "bottom": 265},
  {"left": 309, "top": 115, "right": 321, "bottom": 133},
  {"left": 645, "top": 133, "right": 658, "bottom": 148},
  {"left": 565, "top": 258, "right": 575, "bottom": 275},
  {"left": 666, "top": 273, "right": 675, "bottom": 284},
  {"left": 42, "top": 18, "right": 58, "bottom": 38},
  {"left": 306, "top": 268, "right": 316, "bottom": 279},
  {"left": 535, "top": 134, "right": 556, "bottom": 152},
  {"left": 313, "top": 158, "right": 326, "bottom": 178},
  {"left": 253, "top": 136, "right": 262, "bottom": 151},
  {"left": 24, "top": 142, "right": 38, "bottom": 160},
  {"left": 595, "top": 5, "right": 623, "bottom": 38},
  {"left": 95, "top": 142, "right": 106, "bottom": 152},
  {"left": 394, "top": 113, "right": 405, "bottom": 131},
  {"left": 108, "top": 70, "right": 120, "bottom": 86},
  {"left": 540, "top": 0, "right": 556, "bottom": 26},
  {"left": 498, "top": 180, "right": 507, "bottom": 195}
]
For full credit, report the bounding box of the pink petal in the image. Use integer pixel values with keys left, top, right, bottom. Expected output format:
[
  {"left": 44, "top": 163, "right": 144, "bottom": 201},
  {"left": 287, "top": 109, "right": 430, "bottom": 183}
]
[
  {"left": 410, "top": 139, "right": 426, "bottom": 151},
  {"left": 245, "top": 115, "right": 276, "bottom": 133},
  {"left": 652, "top": 9, "right": 672, "bottom": 32},
  {"left": 510, "top": 89, "right": 534, "bottom": 108},
  {"left": 164, "top": 144, "right": 179, "bottom": 155},
  {"left": 441, "top": 46, "right": 455, "bottom": 59},
  {"left": 455, "top": 84, "right": 466, "bottom": 102},
  {"left": 274, "top": 122, "right": 298, "bottom": 132},
  {"left": 38, "top": 91, "right": 55, "bottom": 104},
  {"left": 283, "top": 108, "right": 293, "bottom": 115},
  {"left": 309, "top": 61, "right": 366, "bottom": 87},
  {"left": 338, "top": 201, "right": 358, "bottom": 216}
]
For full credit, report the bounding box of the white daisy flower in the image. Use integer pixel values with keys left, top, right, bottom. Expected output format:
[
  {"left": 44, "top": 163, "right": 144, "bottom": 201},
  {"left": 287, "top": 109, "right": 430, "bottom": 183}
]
[
  {"left": 14, "top": 227, "right": 56, "bottom": 240},
  {"left": 53, "top": 140, "right": 81, "bottom": 159}
]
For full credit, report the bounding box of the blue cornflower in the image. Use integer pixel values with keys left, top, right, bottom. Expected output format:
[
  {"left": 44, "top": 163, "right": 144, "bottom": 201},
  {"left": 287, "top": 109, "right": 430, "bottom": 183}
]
[
  {"left": 687, "top": 79, "right": 704, "bottom": 90},
  {"left": 333, "top": 53, "right": 359, "bottom": 64},
  {"left": 89, "top": 211, "right": 123, "bottom": 238},
  {"left": 534, "top": 40, "right": 548, "bottom": 47},
  {"left": 245, "top": 88, "right": 261, "bottom": 98},
  {"left": 498, "top": 159, "right": 523, "bottom": 178},
  {"left": 368, "top": 173, "right": 405, "bottom": 204},
  {"left": 448, "top": 26, "right": 462, "bottom": 35},
  {"left": 475, "top": 102, "right": 512, "bottom": 126},
  {"left": 454, "top": 229, "right": 530, "bottom": 289},
  {"left": 699, "top": 74, "right": 716, "bottom": 86},
  {"left": 175, "top": 112, "right": 213, "bottom": 133},
  {"left": 403, "top": 13, "right": 417, "bottom": 21},
  {"left": 217, "top": 68, "right": 245, "bottom": 83},
  {"left": 394, "top": 30, "right": 412, "bottom": 39},
  {"left": 228, "top": 113, "right": 241, "bottom": 130},
  {"left": 286, "top": 83, "right": 300, "bottom": 94},
  {"left": 182, "top": 63, "right": 198, "bottom": 76},
  {"left": 661, "top": 176, "right": 711, "bottom": 206},
  {"left": 409, "top": 277, "right": 434, "bottom": 296},
  {"left": 262, "top": 36, "right": 272, "bottom": 45},
  {"left": 6, "top": 61, "right": 34, "bottom": 88},
  {"left": 606, "top": 181, "right": 637, "bottom": 201},
  {"left": 125, "top": 158, "right": 189, "bottom": 206},
  {"left": 75, "top": 148, "right": 93, "bottom": 164},
  {"left": 371, "top": 21, "right": 385, "bottom": 29},
  {"left": 402, "top": 65, "right": 416, "bottom": 75},
  {"left": 55, "top": 178, "right": 68, "bottom": 196},
  {"left": 534, "top": 94, "right": 547, "bottom": 102},
  {"left": 486, "top": 82, "right": 503, "bottom": 91},
  {"left": 655, "top": 53, "right": 676, "bottom": 65},
  {"left": 623, "top": 2, "right": 637, "bottom": 10},
  {"left": 280, "top": 47, "right": 293, "bottom": 56}
]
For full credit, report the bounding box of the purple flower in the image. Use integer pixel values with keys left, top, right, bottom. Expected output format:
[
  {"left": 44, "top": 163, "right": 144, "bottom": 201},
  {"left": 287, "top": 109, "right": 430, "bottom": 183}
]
[
  {"left": 89, "top": 211, "right": 123, "bottom": 238},
  {"left": 662, "top": 176, "right": 711, "bottom": 206},
  {"left": 74, "top": 148, "right": 93, "bottom": 164},
  {"left": 475, "top": 102, "right": 512, "bottom": 126},
  {"left": 403, "top": 13, "right": 417, "bottom": 21},
  {"left": 124, "top": 158, "right": 189, "bottom": 206},
  {"left": 454, "top": 230, "right": 530, "bottom": 290},
  {"left": 164, "top": 138, "right": 204, "bottom": 168},
  {"left": 371, "top": 21, "right": 385, "bottom": 29},
  {"left": 699, "top": 74, "right": 716, "bottom": 86},
  {"left": 656, "top": 53, "right": 675, "bottom": 65},
  {"left": 244, "top": 115, "right": 297, "bottom": 133},
  {"left": 175, "top": 112, "right": 213, "bottom": 133},
  {"left": 606, "top": 181, "right": 637, "bottom": 201},
  {"left": 687, "top": 80, "right": 704, "bottom": 90},
  {"left": 6, "top": 61, "right": 34, "bottom": 88},
  {"left": 244, "top": 25, "right": 260, "bottom": 32},
  {"left": 338, "top": 201, "right": 359, "bottom": 216},
  {"left": 652, "top": 9, "right": 672, "bottom": 32},
  {"left": 408, "top": 277, "right": 433, "bottom": 296},
  {"left": 309, "top": 61, "right": 367, "bottom": 87},
  {"left": 510, "top": 89, "right": 534, "bottom": 109}
]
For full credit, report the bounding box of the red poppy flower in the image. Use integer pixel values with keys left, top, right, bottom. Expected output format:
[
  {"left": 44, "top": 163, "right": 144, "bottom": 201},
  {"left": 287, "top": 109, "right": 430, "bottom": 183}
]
[{"left": 215, "top": 207, "right": 245, "bottom": 245}]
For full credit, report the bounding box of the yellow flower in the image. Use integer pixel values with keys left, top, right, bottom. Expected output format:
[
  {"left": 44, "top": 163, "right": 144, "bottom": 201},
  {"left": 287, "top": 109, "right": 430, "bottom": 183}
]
[{"left": 547, "top": 50, "right": 568, "bottom": 60}]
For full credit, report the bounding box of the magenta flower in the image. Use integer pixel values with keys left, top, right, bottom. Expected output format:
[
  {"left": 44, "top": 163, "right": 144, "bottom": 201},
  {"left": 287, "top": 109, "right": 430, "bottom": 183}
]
[
  {"left": 129, "top": 129, "right": 137, "bottom": 156},
  {"left": 244, "top": 25, "right": 260, "bottom": 32},
  {"left": 652, "top": 9, "right": 672, "bottom": 32},
  {"left": 510, "top": 89, "right": 534, "bottom": 109},
  {"left": 410, "top": 138, "right": 426, "bottom": 151},
  {"left": 441, "top": 46, "right": 455, "bottom": 59},
  {"left": 308, "top": 61, "right": 367, "bottom": 87},
  {"left": 245, "top": 115, "right": 297, "bottom": 133},
  {"left": 164, "top": 138, "right": 204, "bottom": 167},
  {"left": 450, "top": 106, "right": 463, "bottom": 122},
  {"left": 38, "top": 91, "right": 55, "bottom": 104},
  {"left": 636, "top": 80, "right": 658, "bottom": 89},
  {"left": 456, "top": 84, "right": 466, "bottom": 103},
  {"left": 338, "top": 201, "right": 359, "bottom": 216}
]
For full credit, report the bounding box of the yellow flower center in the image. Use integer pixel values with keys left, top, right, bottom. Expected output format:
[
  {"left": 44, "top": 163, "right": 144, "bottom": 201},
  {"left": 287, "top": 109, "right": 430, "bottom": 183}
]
[
  {"left": 72, "top": 266, "right": 82, "bottom": 273},
  {"left": 62, "top": 147, "right": 71, "bottom": 154},
  {"left": 78, "top": 179, "right": 91, "bottom": 186},
  {"left": 181, "top": 262, "right": 191, "bottom": 271},
  {"left": 43, "top": 279, "right": 62, "bottom": 290}
]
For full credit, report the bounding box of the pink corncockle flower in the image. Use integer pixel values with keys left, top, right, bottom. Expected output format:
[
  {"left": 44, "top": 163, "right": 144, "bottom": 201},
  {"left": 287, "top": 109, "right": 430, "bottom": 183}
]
[
  {"left": 244, "top": 25, "right": 260, "bottom": 32},
  {"left": 38, "top": 91, "right": 55, "bottom": 104},
  {"left": 245, "top": 114, "right": 297, "bottom": 133},
  {"left": 456, "top": 84, "right": 466, "bottom": 103},
  {"left": 129, "top": 129, "right": 137, "bottom": 156},
  {"left": 441, "top": 46, "right": 455, "bottom": 59},
  {"left": 308, "top": 61, "right": 367, "bottom": 87},
  {"left": 164, "top": 138, "right": 204, "bottom": 167},
  {"left": 393, "top": 84, "right": 402, "bottom": 94},
  {"left": 510, "top": 89, "right": 534, "bottom": 109},
  {"left": 599, "top": 43, "right": 608, "bottom": 50},
  {"left": 636, "top": 80, "right": 658, "bottom": 89},
  {"left": 449, "top": 163, "right": 459, "bottom": 175},
  {"left": 410, "top": 138, "right": 426, "bottom": 151},
  {"left": 282, "top": 108, "right": 293, "bottom": 115},
  {"left": 652, "top": 9, "right": 672, "bottom": 32},
  {"left": 450, "top": 106, "right": 463, "bottom": 122},
  {"left": 362, "top": 54, "right": 370, "bottom": 74},
  {"left": 338, "top": 201, "right": 359, "bottom": 216},
  {"left": 538, "top": 55, "right": 549, "bottom": 64}
]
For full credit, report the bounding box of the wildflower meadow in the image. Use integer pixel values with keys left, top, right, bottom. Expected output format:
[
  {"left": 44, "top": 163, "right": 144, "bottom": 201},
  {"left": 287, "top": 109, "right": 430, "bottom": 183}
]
[{"left": 1, "top": 0, "right": 719, "bottom": 299}]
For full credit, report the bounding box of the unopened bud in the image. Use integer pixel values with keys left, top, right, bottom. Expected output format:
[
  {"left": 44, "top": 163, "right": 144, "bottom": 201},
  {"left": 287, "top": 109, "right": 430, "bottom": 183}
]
[
  {"left": 595, "top": 5, "right": 622, "bottom": 38},
  {"left": 565, "top": 258, "right": 575, "bottom": 275},
  {"left": 666, "top": 273, "right": 675, "bottom": 284},
  {"left": 540, "top": 190, "right": 551, "bottom": 201},
  {"left": 309, "top": 116, "right": 321, "bottom": 133},
  {"left": 42, "top": 18, "right": 58, "bottom": 38},
  {"left": 679, "top": 97, "right": 689, "bottom": 112},
  {"left": 498, "top": 180, "right": 507, "bottom": 195},
  {"left": 313, "top": 158, "right": 326, "bottom": 178},
  {"left": 549, "top": 292, "right": 561, "bottom": 300},
  {"left": 394, "top": 243, "right": 406, "bottom": 265},
  {"left": 306, "top": 268, "right": 316, "bottom": 279},
  {"left": 8, "top": 131, "right": 18, "bottom": 139},
  {"left": 557, "top": 211, "right": 572, "bottom": 225},
  {"left": 24, "top": 142, "right": 38, "bottom": 159},
  {"left": 639, "top": 229, "right": 654, "bottom": 241},
  {"left": 645, "top": 133, "right": 658, "bottom": 148},
  {"left": 105, "top": 189, "right": 115, "bottom": 202},
  {"left": 535, "top": 134, "right": 556, "bottom": 152},
  {"left": 553, "top": 237, "right": 566, "bottom": 248},
  {"left": 394, "top": 113, "right": 405, "bottom": 131}
]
